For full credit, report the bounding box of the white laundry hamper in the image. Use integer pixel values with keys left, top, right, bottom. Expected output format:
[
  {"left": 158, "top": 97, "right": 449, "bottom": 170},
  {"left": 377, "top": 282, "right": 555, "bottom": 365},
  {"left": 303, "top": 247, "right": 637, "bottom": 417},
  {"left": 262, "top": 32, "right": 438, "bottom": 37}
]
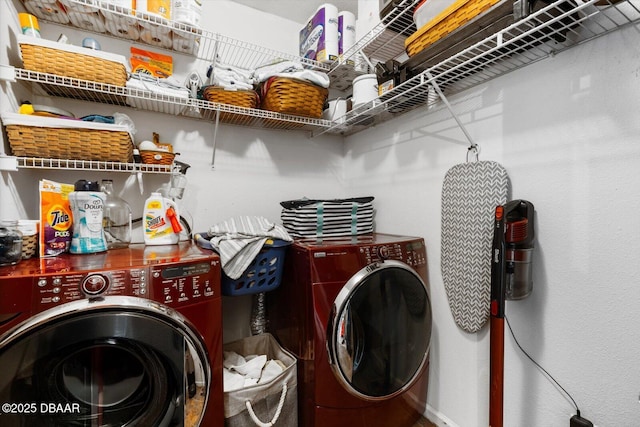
[{"left": 224, "top": 333, "right": 297, "bottom": 427}]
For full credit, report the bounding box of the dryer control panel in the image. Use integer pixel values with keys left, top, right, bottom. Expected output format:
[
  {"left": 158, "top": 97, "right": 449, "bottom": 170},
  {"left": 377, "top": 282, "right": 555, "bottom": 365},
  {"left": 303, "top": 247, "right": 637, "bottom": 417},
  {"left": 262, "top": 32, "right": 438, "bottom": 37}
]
[{"left": 306, "top": 235, "right": 427, "bottom": 284}]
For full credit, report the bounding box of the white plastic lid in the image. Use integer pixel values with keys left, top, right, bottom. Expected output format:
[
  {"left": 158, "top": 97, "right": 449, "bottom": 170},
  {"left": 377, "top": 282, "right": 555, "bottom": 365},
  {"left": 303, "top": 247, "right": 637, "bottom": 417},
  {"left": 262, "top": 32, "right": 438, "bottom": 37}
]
[{"left": 18, "top": 219, "right": 39, "bottom": 236}]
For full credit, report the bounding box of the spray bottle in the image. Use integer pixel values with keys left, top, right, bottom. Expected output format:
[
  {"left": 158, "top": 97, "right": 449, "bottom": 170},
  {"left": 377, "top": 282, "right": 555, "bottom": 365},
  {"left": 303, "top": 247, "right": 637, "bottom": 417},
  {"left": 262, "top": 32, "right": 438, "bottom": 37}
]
[{"left": 143, "top": 192, "right": 182, "bottom": 245}]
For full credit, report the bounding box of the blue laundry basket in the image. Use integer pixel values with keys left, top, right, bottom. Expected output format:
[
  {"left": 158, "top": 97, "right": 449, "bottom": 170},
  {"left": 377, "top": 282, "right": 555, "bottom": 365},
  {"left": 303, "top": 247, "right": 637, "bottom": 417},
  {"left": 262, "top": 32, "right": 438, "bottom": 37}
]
[{"left": 221, "top": 239, "right": 291, "bottom": 297}]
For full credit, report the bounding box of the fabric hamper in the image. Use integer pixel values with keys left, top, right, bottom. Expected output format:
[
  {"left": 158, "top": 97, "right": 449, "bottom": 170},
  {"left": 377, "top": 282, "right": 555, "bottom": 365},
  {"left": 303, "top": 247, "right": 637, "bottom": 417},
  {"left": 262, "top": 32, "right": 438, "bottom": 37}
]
[
  {"left": 280, "top": 197, "right": 375, "bottom": 238},
  {"left": 224, "top": 333, "right": 297, "bottom": 427}
]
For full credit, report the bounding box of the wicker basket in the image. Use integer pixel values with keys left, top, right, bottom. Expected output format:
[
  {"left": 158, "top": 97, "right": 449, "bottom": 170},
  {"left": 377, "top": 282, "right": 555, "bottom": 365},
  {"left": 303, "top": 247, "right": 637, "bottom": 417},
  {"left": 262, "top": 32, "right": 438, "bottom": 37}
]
[
  {"left": 202, "top": 86, "right": 259, "bottom": 109},
  {"left": 140, "top": 150, "right": 175, "bottom": 165},
  {"left": 19, "top": 41, "right": 127, "bottom": 86},
  {"left": 22, "top": 234, "right": 38, "bottom": 260},
  {"left": 4, "top": 124, "right": 133, "bottom": 162},
  {"left": 201, "top": 86, "right": 260, "bottom": 123},
  {"left": 405, "top": 0, "right": 501, "bottom": 57},
  {"left": 261, "top": 77, "right": 328, "bottom": 118}
]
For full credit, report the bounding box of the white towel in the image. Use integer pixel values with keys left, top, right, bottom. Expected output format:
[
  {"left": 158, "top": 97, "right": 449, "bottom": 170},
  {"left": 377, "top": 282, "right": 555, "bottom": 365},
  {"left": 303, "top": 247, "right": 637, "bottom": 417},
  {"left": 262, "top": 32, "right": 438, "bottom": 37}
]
[
  {"left": 222, "top": 351, "right": 285, "bottom": 392},
  {"left": 253, "top": 60, "right": 304, "bottom": 83},
  {"left": 206, "top": 216, "right": 292, "bottom": 280},
  {"left": 208, "top": 60, "right": 255, "bottom": 91}
]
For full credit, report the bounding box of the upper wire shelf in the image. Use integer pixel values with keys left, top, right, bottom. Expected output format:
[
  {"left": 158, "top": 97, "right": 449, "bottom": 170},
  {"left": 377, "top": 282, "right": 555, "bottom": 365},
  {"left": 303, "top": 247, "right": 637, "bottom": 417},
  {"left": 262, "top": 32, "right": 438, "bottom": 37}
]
[
  {"left": 20, "top": 0, "right": 330, "bottom": 72},
  {"left": 8, "top": 68, "right": 333, "bottom": 132},
  {"left": 15, "top": 0, "right": 640, "bottom": 138},
  {"left": 319, "top": 0, "right": 640, "bottom": 136}
]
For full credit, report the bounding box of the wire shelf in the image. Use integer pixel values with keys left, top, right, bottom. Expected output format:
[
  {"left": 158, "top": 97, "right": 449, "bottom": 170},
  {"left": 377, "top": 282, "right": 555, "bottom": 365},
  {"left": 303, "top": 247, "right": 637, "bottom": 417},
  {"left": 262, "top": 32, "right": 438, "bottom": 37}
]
[
  {"left": 14, "top": 0, "right": 640, "bottom": 139},
  {"left": 15, "top": 157, "right": 173, "bottom": 173},
  {"left": 11, "top": 69, "right": 333, "bottom": 132},
  {"left": 318, "top": 0, "right": 640, "bottom": 136}
]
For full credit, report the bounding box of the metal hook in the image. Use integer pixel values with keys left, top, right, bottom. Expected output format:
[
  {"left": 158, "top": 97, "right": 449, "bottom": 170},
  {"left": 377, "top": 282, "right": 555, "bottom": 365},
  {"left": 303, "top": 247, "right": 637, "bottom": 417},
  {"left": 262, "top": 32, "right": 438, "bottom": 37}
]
[{"left": 467, "top": 143, "right": 480, "bottom": 162}]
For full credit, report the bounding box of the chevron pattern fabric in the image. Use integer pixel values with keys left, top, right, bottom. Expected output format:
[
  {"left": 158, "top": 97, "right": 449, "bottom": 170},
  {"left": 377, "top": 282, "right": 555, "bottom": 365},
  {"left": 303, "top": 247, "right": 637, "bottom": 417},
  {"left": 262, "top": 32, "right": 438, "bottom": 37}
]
[{"left": 441, "top": 161, "right": 508, "bottom": 333}]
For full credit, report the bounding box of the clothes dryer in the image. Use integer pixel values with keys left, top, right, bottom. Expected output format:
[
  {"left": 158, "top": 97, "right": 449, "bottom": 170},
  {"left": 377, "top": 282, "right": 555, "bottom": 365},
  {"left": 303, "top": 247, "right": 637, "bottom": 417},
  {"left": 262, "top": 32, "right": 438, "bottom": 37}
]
[
  {"left": 268, "top": 233, "right": 432, "bottom": 427},
  {"left": 0, "top": 242, "right": 223, "bottom": 426}
]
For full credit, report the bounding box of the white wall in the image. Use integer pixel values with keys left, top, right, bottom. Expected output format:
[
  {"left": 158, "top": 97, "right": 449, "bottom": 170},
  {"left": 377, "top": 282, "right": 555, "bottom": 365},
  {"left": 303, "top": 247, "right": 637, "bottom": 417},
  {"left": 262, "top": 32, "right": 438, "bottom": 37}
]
[{"left": 344, "top": 25, "right": 640, "bottom": 427}]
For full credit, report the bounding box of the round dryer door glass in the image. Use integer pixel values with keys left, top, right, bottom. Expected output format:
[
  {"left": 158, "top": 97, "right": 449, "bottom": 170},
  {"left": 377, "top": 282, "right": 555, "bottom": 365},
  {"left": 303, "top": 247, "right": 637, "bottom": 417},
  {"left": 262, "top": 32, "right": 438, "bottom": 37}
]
[
  {"left": 0, "top": 296, "right": 209, "bottom": 427},
  {"left": 328, "top": 260, "right": 432, "bottom": 400}
]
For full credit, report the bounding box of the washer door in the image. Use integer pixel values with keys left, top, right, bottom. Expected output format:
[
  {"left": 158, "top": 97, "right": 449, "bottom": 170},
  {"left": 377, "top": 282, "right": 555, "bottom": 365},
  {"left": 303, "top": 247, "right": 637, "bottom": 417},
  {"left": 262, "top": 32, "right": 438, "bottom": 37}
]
[
  {"left": 327, "top": 260, "right": 431, "bottom": 401},
  {"left": 0, "top": 296, "right": 209, "bottom": 427}
]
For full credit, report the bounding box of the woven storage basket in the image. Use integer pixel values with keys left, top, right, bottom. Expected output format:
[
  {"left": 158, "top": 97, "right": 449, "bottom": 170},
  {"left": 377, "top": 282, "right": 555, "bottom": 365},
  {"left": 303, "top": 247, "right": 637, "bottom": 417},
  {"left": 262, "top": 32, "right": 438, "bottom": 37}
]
[
  {"left": 21, "top": 234, "right": 38, "bottom": 260},
  {"left": 405, "top": 0, "right": 501, "bottom": 57},
  {"left": 201, "top": 86, "right": 260, "bottom": 123},
  {"left": 4, "top": 124, "right": 133, "bottom": 162},
  {"left": 19, "top": 42, "right": 127, "bottom": 86},
  {"left": 140, "top": 150, "right": 175, "bottom": 165},
  {"left": 261, "top": 77, "right": 328, "bottom": 118},
  {"left": 202, "top": 86, "right": 259, "bottom": 109}
]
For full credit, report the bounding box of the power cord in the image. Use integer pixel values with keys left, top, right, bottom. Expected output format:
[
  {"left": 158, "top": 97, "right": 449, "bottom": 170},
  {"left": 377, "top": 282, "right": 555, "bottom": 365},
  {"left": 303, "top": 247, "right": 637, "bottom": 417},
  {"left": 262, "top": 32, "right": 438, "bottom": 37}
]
[{"left": 504, "top": 315, "right": 593, "bottom": 427}]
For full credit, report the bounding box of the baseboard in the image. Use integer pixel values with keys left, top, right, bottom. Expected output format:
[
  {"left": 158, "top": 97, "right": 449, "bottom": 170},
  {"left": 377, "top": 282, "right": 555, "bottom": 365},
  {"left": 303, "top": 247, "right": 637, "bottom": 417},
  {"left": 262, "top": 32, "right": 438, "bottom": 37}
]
[{"left": 425, "top": 404, "right": 461, "bottom": 427}]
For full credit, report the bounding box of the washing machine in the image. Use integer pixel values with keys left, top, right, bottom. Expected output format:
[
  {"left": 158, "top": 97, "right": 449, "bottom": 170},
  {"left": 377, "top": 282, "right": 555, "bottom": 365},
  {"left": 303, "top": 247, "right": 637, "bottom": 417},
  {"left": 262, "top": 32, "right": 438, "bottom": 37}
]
[
  {"left": 0, "top": 242, "right": 223, "bottom": 426},
  {"left": 268, "top": 233, "right": 432, "bottom": 427}
]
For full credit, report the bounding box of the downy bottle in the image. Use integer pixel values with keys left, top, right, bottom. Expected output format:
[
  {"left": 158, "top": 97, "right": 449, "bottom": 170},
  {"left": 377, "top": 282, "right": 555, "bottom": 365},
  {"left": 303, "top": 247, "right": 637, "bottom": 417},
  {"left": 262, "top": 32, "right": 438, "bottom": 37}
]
[
  {"left": 101, "top": 179, "right": 132, "bottom": 249},
  {"left": 69, "top": 180, "right": 108, "bottom": 254}
]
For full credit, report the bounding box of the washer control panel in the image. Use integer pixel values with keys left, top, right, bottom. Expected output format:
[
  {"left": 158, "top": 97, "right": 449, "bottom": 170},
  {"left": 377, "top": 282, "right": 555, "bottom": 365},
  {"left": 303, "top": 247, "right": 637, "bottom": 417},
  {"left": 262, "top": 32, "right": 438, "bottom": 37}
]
[{"left": 32, "top": 259, "right": 219, "bottom": 310}]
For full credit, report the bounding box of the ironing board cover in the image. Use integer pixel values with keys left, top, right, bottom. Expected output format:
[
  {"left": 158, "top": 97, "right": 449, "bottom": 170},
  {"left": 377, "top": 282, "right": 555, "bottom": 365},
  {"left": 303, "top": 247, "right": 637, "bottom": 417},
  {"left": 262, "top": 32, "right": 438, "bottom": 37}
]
[{"left": 441, "top": 161, "right": 508, "bottom": 333}]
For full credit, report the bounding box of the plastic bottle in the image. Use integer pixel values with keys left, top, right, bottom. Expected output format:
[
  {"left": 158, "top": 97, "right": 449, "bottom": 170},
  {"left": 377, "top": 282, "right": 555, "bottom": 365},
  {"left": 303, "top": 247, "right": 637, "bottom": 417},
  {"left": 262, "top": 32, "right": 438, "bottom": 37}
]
[
  {"left": 101, "top": 180, "right": 132, "bottom": 249},
  {"left": 69, "top": 180, "right": 108, "bottom": 254},
  {"left": 0, "top": 220, "right": 23, "bottom": 266},
  {"left": 143, "top": 192, "right": 182, "bottom": 245}
]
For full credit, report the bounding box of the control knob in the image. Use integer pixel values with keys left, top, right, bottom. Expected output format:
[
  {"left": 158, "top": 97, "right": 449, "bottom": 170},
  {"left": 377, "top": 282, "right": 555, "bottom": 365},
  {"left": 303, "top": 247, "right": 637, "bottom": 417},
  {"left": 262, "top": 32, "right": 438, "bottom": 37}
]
[{"left": 81, "top": 273, "right": 109, "bottom": 296}]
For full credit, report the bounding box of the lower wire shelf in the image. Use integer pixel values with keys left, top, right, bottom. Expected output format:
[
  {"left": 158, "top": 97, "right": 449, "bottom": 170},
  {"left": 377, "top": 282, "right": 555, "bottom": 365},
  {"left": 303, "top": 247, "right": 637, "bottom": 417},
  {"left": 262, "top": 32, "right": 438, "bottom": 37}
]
[{"left": 5, "top": 156, "right": 174, "bottom": 173}]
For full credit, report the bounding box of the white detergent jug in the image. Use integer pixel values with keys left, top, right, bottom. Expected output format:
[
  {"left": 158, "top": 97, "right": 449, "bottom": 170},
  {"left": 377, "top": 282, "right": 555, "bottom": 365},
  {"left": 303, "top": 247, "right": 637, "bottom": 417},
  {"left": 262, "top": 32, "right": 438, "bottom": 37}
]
[{"left": 143, "top": 192, "right": 182, "bottom": 245}]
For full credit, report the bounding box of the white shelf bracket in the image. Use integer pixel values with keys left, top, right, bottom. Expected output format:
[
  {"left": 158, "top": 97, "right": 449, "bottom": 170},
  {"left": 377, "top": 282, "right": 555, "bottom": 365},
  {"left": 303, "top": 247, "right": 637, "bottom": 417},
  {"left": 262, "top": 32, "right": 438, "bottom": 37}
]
[
  {"left": 426, "top": 71, "right": 477, "bottom": 151},
  {"left": 0, "top": 64, "right": 16, "bottom": 82},
  {"left": 210, "top": 111, "right": 220, "bottom": 169},
  {"left": 0, "top": 155, "right": 18, "bottom": 171}
]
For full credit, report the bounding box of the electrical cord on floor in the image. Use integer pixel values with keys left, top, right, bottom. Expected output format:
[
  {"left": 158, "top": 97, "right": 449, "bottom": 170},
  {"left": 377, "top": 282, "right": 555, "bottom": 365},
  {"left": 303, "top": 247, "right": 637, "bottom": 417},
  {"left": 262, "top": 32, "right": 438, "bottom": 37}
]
[{"left": 504, "top": 315, "right": 593, "bottom": 426}]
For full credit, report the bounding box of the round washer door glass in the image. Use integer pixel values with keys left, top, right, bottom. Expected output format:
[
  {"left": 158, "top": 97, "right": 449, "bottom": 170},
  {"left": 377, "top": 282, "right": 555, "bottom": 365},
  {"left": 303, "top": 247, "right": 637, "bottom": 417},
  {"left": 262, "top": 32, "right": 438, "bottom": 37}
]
[
  {"left": 328, "top": 260, "right": 432, "bottom": 400},
  {"left": 0, "top": 297, "right": 209, "bottom": 427}
]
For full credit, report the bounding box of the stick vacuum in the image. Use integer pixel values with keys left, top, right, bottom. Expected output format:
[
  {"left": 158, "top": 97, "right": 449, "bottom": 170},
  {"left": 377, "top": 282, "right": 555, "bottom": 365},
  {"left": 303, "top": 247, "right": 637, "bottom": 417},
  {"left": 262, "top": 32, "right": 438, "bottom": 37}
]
[{"left": 489, "top": 199, "right": 535, "bottom": 427}]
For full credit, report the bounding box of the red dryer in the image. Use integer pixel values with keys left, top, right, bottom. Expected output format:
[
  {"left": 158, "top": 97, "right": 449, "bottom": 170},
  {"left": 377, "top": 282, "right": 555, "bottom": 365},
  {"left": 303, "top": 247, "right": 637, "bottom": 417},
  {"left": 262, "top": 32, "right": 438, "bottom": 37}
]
[
  {"left": 268, "top": 233, "right": 432, "bottom": 427},
  {"left": 0, "top": 242, "right": 223, "bottom": 426}
]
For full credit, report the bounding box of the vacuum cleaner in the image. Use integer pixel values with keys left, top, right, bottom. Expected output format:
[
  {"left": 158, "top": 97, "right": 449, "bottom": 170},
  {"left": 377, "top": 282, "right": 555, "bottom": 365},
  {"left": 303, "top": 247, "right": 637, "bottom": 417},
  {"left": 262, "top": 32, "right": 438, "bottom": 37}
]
[{"left": 489, "top": 199, "right": 535, "bottom": 427}]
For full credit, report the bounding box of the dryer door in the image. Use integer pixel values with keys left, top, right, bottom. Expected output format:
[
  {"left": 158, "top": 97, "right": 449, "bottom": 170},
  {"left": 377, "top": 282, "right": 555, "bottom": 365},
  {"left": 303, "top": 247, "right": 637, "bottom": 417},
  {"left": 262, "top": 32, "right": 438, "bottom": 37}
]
[
  {"left": 327, "top": 260, "right": 431, "bottom": 401},
  {"left": 0, "top": 296, "right": 209, "bottom": 427}
]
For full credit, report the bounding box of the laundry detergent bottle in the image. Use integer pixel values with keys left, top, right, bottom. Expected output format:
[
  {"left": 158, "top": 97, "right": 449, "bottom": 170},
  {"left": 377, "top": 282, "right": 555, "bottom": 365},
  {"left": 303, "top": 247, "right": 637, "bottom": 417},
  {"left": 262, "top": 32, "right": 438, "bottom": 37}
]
[
  {"left": 69, "top": 180, "right": 108, "bottom": 254},
  {"left": 143, "top": 192, "right": 182, "bottom": 245}
]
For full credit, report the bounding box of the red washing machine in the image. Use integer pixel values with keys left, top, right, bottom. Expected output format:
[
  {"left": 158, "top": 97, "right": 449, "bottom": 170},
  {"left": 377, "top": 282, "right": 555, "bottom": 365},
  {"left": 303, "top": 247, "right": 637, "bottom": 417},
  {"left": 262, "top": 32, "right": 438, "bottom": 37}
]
[
  {"left": 0, "top": 242, "right": 223, "bottom": 427},
  {"left": 268, "top": 233, "right": 432, "bottom": 427}
]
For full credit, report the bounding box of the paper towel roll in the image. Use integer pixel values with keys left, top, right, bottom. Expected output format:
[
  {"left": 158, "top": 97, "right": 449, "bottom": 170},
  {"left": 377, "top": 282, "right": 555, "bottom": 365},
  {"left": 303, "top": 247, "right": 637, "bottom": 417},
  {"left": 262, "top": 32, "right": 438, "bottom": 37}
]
[
  {"left": 59, "top": 0, "right": 99, "bottom": 12},
  {"left": 24, "top": 0, "right": 70, "bottom": 24},
  {"left": 140, "top": 28, "right": 173, "bottom": 49},
  {"left": 67, "top": 11, "right": 107, "bottom": 33},
  {"left": 338, "top": 11, "right": 356, "bottom": 56},
  {"left": 104, "top": 17, "right": 140, "bottom": 40},
  {"left": 172, "top": 0, "right": 201, "bottom": 27},
  {"left": 172, "top": 33, "right": 199, "bottom": 54}
]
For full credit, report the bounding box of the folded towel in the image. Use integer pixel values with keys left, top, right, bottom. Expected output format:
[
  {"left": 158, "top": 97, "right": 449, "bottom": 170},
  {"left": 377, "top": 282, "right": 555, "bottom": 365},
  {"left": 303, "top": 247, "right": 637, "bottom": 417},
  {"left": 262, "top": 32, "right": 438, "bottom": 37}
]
[
  {"left": 205, "top": 216, "right": 292, "bottom": 280},
  {"left": 253, "top": 60, "right": 304, "bottom": 83},
  {"left": 126, "top": 73, "right": 190, "bottom": 99},
  {"left": 207, "top": 60, "right": 255, "bottom": 91}
]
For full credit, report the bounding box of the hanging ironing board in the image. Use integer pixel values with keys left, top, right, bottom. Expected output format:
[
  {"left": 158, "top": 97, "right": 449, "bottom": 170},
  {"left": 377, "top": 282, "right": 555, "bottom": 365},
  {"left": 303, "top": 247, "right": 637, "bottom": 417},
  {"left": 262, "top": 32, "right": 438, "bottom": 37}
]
[{"left": 441, "top": 155, "right": 508, "bottom": 332}]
